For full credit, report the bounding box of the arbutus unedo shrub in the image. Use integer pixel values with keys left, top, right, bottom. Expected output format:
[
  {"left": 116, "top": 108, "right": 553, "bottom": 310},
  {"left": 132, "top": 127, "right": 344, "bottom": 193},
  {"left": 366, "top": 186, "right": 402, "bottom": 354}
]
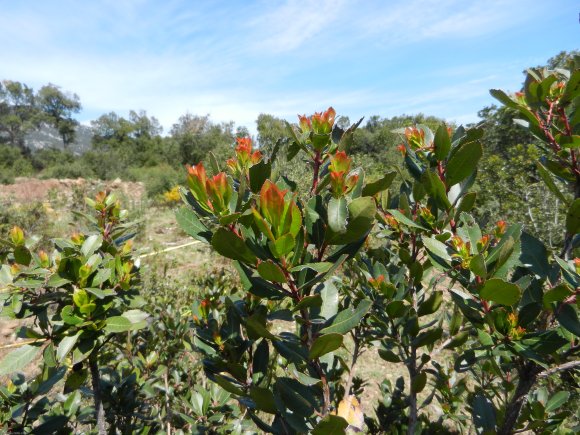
[{"left": 177, "top": 57, "right": 579, "bottom": 435}]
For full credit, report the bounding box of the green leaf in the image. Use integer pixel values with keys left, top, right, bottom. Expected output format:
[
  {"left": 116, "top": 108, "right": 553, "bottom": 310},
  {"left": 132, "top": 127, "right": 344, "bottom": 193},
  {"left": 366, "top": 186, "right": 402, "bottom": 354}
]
[
  {"left": 446, "top": 140, "right": 483, "bottom": 186},
  {"left": 329, "top": 196, "right": 376, "bottom": 244},
  {"left": 249, "top": 161, "right": 272, "bottom": 193},
  {"left": 61, "top": 305, "right": 83, "bottom": 325},
  {"left": 386, "top": 300, "right": 406, "bottom": 318},
  {"left": 175, "top": 207, "right": 211, "bottom": 243},
  {"left": 545, "top": 391, "right": 570, "bottom": 413},
  {"left": 209, "top": 151, "right": 221, "bottom": 173},
  {"left": 556, "top": 304, "right": 580, "bottom": 337},
  {"left": 362, "top": 172, "right": 397, "bottom": 196},
  {"left": 290, "top": 262, "right": 333, "bottom": 273},
  {"left": 312, "top": 415, "right": 348, "bottom": 435},
  {"left": 456, "top": 191, "right": 477, "bottom": 215},
  {"left": 417, "top": 291, "right": 443, "bottom": 316},
  {"left": 272, "top": 234, "right": 295, "bottom": 258},
  {"left": 469, "top": 254, "right": 487, "bottom": 277},
  {"left": 543, "top": 284, "right": 572, "bottom": 305},
  {"left": 13, "top": 246, "right": 31, "bottom": 266},
  {"left": 275, "top": 377, "right": 317, "bottom": 417},
  {"left": 327, "top": 197, "right": 348, "bottom": 234},
  {"left": 536, "top": 162, "right": 569, "bottom": 205},
  {"left": 411, "top": 371, "right": 427, "bottom": 393},
  {"left": 412, "top": 327, "right": 443, "bottom": 348},
  {"left": 320, "top": 299, "right": 372, "bottom": 335},
  {"left": 520, "top": 232, "right": 550, "bottom": 278},
  {"left": 246, "top": 314, "right": 278, "bottom": 341},
  {"left": 249, "top": 387, "right": 277, "bottom": 414},
  {"left": 122, "top": 309, "right": 149, "bottom": 324},
  {"left": 388, "top": 209, "right": 427, "bottom": 230},
  {"left": 422, "top": 237, "right": 451, "bottom": 262},
  {"left": 378, "top": 349, "right": 401, "bottom": 363},
  {"left": 293, "top": 294, "right": 322, "bottom": 312},
  {"left": 211, "top": 374, "right": 244, "bottom": 396},
  {"left": 257, "top": 260, "right": 287, "bottom": 283},
  {"left": 434, "top": 123, "right": 451, "bottom": 160},
  {"left": 81, "top": 234, "right": 102, "bottom": 257},
  {"left": 211, "top": 228, "right": 256, "bottom": 264},
  {"left": 472, "top": 394, "right": 496, "bottom": 433},
  {"left": 0, "top": 344, "right": 41, "bottom": 376},
  {"left": 421, "top": 170, "right": 451, "bottom": 210},
  {"left": 57, "top": 332, "right": 81, "bottom": 362},
  {"left": 309, "top": 333, "right": 343, "bottom": 359},
  {"left": 477, "top": 330, "right": 493, "bottom": 347},
  {"left": 105, "top": 316, "right": 134, "bottom": 333},
  {"left": 444, "top": 331, "right": 469, "bottom": 349},
  {"left": 566, "top": 198, "right": 580, "bottom": 235},
  {"left": 480, "top": 278, "right": 521, "bottom": 306}
]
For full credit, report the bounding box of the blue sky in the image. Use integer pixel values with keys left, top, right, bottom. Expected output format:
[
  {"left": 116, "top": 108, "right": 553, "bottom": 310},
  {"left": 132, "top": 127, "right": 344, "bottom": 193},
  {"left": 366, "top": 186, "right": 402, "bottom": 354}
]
[{"left": 1, "top": 0, "right": 578, "bottom": 133}]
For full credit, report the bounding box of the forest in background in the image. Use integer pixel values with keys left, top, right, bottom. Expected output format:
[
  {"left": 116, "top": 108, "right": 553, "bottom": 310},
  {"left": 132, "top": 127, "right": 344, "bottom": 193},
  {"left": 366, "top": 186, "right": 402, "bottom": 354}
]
[{"left": 2, "top": 51, "right": 576, "bottom": 248}]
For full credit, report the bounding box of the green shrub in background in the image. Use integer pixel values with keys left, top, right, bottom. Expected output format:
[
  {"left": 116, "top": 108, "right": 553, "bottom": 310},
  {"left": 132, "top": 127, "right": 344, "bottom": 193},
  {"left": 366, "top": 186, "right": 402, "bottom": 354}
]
[{"left": 0, "top": 192, "right": 147, "bottom": 433}]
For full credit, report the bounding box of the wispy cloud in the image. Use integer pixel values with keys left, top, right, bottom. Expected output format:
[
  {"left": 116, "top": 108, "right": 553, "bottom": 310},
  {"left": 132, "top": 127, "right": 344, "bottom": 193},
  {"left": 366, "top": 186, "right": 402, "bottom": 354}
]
[{"left": 0, "top": 0, "right": 576, "bottom": 134}]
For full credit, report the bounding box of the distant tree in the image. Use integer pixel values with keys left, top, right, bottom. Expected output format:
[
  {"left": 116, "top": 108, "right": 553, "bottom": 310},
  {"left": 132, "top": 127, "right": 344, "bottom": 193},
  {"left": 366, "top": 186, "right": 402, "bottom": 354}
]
[
  {"left": 91, "top": 112, "right": 134, "bottom": 147},
  {"left": 235, "top": 126, "right": 250, "bottom": 138},
  {"left": 128, "top": 110, "right": 162, "bottom": 139},
  {"left": 256, "top": 113, "right": 288, "bottom": 152},
  {"left": 37, "top": 84, "right": 81, "bottom": 148},
  {"left": 170, "top": 113, "right": 235, "bottom": 165},
  {"left": 0, "top": 80, "right": 40, "bottom": 150}
]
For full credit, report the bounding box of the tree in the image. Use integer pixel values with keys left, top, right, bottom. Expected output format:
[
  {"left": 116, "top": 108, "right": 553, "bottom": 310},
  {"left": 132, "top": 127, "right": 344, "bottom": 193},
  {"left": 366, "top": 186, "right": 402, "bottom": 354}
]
[
  {"left": 0, "top": 80, "right": 39, "bottom": 150},
  {"left": 170, "top": 113, "right": 235, "bottom": 165},
  {"left": 256, "top": 113, "right": 287, "bottom": 152},
  {"left": 37, "top": 83, "right": 81, "bottom": 148}
]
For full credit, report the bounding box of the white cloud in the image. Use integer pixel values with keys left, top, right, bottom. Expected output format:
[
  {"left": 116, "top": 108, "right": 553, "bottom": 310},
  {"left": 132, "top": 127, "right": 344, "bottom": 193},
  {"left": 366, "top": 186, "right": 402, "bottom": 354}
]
[{"left": 247, "top": 0, "right": 347, "bottom": 53}]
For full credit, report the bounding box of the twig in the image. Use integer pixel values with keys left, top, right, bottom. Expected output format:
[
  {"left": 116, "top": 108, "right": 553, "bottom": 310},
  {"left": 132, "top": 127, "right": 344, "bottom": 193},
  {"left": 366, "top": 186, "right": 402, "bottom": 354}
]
[
  {"left": 538, "top": 360, "right": 580, "bottom": 379},
  {"left": 0, "top": 338, "right": 46, "bottom": 350},
  {"left": 138, "top": 240, "right": 201, "bottom": 259}
]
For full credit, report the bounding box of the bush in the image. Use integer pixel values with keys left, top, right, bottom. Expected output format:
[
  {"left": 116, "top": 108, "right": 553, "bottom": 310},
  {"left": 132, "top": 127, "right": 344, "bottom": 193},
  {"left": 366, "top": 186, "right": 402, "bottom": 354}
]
[{"left": 127, "top": 164, "right": 182, "bottom": 199}]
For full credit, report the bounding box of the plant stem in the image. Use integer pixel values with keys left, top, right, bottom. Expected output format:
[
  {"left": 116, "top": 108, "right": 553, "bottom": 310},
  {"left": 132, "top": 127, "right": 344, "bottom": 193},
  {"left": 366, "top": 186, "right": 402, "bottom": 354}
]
[
  {"left": 407, "top": 344, "right": 418, "bottom": 435},
  {"left": 497, "top": 362, "right": 540, "bottom": 435},
  {"left": 310, "top": 151, "right": 322, "bottom": 194},
  {"left": 89, "top": 356, "right": 107, "bottom": 435}
]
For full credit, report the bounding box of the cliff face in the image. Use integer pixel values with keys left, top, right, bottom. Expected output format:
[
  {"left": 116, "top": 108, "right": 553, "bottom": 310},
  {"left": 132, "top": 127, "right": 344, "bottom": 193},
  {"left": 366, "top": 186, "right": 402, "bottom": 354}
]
[{"left": 24, "top": 124, "right": 93, "bottom": 155}]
